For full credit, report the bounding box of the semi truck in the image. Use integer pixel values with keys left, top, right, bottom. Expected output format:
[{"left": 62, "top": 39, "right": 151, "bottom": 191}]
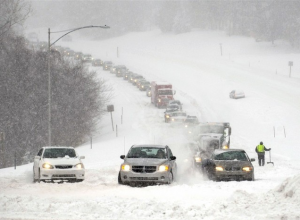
[
  {"left": 194, "top": 122, "right": 232, "bottom": 151},
  {"left": 151, "top": 81, "right": 175, "bottom": 108}
]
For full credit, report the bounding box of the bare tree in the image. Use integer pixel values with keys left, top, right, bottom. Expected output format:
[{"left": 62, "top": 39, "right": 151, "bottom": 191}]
[{"left": 0, "top": 0, "right": 31, "bottom": 39}]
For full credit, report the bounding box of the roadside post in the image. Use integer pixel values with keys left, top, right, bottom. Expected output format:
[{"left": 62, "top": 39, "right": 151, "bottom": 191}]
[
  {"left": 288, "top": 61, "right": 293, "bottom": 77},
  {"left": 0, "top": 132, "right": 5, "bottom": 168},
  {"left": 107, "top": 105, "right": 114, "bottom": 131}
]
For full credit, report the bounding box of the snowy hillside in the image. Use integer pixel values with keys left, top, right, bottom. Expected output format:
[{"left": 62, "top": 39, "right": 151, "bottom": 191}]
[{"left": 0, "top": 29, "right": 300, "bottom": 220}]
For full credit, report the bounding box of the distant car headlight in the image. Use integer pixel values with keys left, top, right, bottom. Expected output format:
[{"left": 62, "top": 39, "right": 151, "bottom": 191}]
[
  {"left": 42, "top": 163, "right": 54, "bottom": 169},
  {"left": 75, "top": 163, "right": 84, "bottom": 169},
  {"left": 215, "top": 166, "right": 224, "bottom": 171},
  {"left": 195, "top": 157, "right": 201, "bottom": 163},
  {"left": 185, "top": 125, "right": 188, "bottom": 128},
  {"left": 242, "top": 167, "right": 252, "bottom": 172},
  {"left": 158, "top": 99, "right": 161, "bottom": 102},
  {"left": 222, "top": 146, "right": 229, "bottom": 149},
  {"left": 121, "top": 164, "right": 130, "bottom": 171},
  {"left": 166, "top": 115, "right": 169, "bottom": 118},
  {"left": 159, "top": 165, "right": 169, "bottom": 171},
  {"left": 172, "top": 118, "right": 175, "bottom": 121},
  {"left": 142, "top": 86, "right": 144, "bottom": 88}
]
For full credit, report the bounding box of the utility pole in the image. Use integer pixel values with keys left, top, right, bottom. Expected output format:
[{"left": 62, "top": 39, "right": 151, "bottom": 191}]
[
  {"left": 0, "top": 132, "right": 5, "bottom": 168},
  {"left": 48, "top": 28, "right": 52, "bottom": 146},
  {"left": 47, "top": 25, "right": 110, "bottom": 146}
]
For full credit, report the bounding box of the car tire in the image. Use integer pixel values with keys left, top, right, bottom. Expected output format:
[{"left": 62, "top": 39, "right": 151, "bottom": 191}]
[
  {"left": 76, "top": 179, "right": 84, "bottom": 182},
  {"left": 118, "top": 172, "right": 124, "bottom": 185},
  {"left": 33, "top": 168, "right": 39, "bottom": 183},
  {"left": 34, "top": 169, "right": 41, "bottom": 183},
  {"left": 167, "top": 172, "right": 173, "bottom": 184},
  {"left": 248, "top": 172, "right": 255, "bottom": 181}
]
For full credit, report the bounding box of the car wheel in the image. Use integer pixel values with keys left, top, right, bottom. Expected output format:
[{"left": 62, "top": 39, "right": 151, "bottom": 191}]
[
  {"left": 167, "top": 172, "right": 173, "bottom": 184},
  {"left": 34, "top": 169, "right": 41, "bottom": 183},
  {"left": 248, "top": 172, "right": 255, "bottom": 181},
  {"left": 76, "top": 179, "right": 84, "bottom": 182},
  {"left": 118, "top": 172, "right": 124, "bottom": 185},
  {"left": 33, "top": 168, "right": 38, "bottom": 183}
]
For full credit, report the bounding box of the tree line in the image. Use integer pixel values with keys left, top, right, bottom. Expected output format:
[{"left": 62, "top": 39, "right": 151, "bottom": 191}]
[
  {"left": 28, "top": 0, "right": 300, "bottom": 48},
  {"left": 0, "top": 0, "right": 112, "bottom": 168}
]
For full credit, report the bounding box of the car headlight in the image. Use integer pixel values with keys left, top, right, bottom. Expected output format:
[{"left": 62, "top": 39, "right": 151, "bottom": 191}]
[
  {"left": 215, "top": 166, "right": 224, "bottom": 171},
  {"left": 172, "top": 118, "right": 174, "bottom": 121},
  {"left": 42, "top": 163, "right": 54, "bottom": 169},
  {"left": 242, "top": 167, "right": 252, "bottom": 172},
  {"left": 222, "top": 146, "right": 229, "bottom": 149},
  {"left": 75, "top": 163, "right": 84, "bottom": 169},
  {"left": 195, "top": 157, "right": 201, "bottom": 163},
  {"left": 158, "top": 99, "right": 161, "bottom": 102},
  {"left": 166, "top": 115, "right": 169, "bottom": 118},
  {"left": 159, "top": 165, "right": 169, "bottom": 171},
  {"left": 121, "top": 164, "right": 130, "bottom": 171},
  {"left": 142, "top": 86, "right": 144, "bottom": 88},
  {"left": 185, "top": 125, "right": 188, "bottom": 128}
]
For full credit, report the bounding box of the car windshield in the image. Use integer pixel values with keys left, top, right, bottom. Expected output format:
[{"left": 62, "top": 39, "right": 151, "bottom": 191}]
[
  {"left": 158, "top": 89, "right": 173, "bottom": 95},
  {"left": 198, "top": 125, "right": 224, "bottom": 134},
  {"left": 202, "top": 139, "right": 219, "bottom": 150},
  {"left": 127, "top": 147, "right": 167, "bottom": 159},
  {"left": 185, "top": 118, "right": 198, "bottom": 123},
  {"left": 173, "top": 112, "right": 186, "bottom": 117},
  {"left": 43, "top": 148, "right": 76, "bottom": 158},
  {"left": 214, "top": 151, "right": 248, "bottom": 161}
]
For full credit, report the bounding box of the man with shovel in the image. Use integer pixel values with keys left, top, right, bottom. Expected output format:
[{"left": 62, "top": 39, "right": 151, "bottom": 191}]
[{"left": 255, "top": 141, "right": 271, "bottom": 166}]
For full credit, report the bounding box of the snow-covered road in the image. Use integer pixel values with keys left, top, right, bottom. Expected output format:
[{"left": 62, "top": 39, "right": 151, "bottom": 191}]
[{"left": 1, "top": 29, "right": 300, "bottom": 220}]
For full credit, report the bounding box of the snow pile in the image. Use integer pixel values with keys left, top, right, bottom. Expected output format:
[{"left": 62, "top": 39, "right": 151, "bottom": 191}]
[{"left": 208, "top": 174, "right": 300, "bottom": 219}]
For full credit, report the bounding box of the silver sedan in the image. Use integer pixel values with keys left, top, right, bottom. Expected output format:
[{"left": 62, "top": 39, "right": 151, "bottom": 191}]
[{"left": 118, "top": 145, "right": 177, "bottom": 186}]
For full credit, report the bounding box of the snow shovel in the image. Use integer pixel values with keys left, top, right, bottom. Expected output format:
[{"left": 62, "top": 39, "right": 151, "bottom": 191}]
[{"left": 267, "top": 150, "right": 274, "bottom": 166}]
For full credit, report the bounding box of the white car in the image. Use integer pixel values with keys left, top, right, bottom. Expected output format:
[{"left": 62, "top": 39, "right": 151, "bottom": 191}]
[
  {"left": 229, "top": 90, "right": 245, "bottom": 99},
  {"left": 33, "top": 146, "right": 85, "bottom": 182},
  {"left": 169, "top": 111, "right": 187, "bottom": 123}
]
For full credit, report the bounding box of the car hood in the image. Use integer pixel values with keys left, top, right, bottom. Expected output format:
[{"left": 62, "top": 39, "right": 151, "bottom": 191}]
[
  {"left": 214, "top": 160, "right": 252, "bottom": 167},
  {"left": 42, "top": 157, "right": 81, "bottom": 165},
  {"left": 124, "top": 158, "right": 168, "bottom": 166}
]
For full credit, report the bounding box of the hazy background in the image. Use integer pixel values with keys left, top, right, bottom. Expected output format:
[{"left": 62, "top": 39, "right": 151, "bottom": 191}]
[{"left": 26, "top": 0, "right": 300, "bottom": 48}]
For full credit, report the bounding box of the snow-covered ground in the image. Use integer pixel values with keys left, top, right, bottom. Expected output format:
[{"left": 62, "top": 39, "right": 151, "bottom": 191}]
[{"left": 1, "top": 29, "right": 300, "bottom": 220}]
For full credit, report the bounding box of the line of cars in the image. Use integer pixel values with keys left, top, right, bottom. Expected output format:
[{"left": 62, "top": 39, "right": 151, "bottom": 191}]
[
  {"left": 31, "top": 47, "right": 254, "bottom": 184},
  {"left": 96, "top": 58, "right": 255, "bottom": 184}
]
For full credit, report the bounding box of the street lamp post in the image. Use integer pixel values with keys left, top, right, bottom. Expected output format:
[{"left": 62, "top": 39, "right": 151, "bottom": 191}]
[{"left": 47, "top": 25, "right": 110, "bottom": 146}]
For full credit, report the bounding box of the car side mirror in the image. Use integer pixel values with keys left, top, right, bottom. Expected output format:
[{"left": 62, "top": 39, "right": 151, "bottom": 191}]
[
  {"left": 120, "top": 155, "right": 125, "bottom": 159},
  {"left": 170, "top": 156, "right": 176, "bottom": 160},
  {"left": 251, "top": 158, "right": 255, "bottom": 162},
  {"left": 34, "top": 156, "right": 40, "bottom": 160},
  {"left": 79, "top": 156, "right": 85, "bottom": 159}
]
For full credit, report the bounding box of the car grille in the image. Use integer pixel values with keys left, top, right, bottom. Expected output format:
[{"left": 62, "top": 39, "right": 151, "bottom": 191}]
[
  {"left": 129, "top": 177, "right": 159, "bottom": 181},
  {"left": 225, "top": 166, "right": 241, "bottom": 171},
  {"left": 52, "top": 174, "right": 76, "bottom": 178},
  {"left": 132, "top": 166, "right": 156, "bottom": 173},
  {"left": 55, "top": 165, "right": 73, "bottom": 169}
]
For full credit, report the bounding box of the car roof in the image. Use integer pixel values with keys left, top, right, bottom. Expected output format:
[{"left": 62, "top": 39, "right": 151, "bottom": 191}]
[
  {"left": 132, "top": 144, "right": 166, "bottom": 149},
  {"left": 170, "top": 111, "right": 186, "bottom": 115},
  {"left": 42, "top": 146, "right": 75, "bottom": 149},
  {"left": 214, "top": 149, "right": 246, "bottom": 154}
]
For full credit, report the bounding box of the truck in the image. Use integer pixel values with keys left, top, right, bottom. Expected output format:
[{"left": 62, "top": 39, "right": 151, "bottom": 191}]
[
  {"left": 151, "top": 81, "right": 175, "bottom": 108},
  {"left": 191, "top": 123, "right": 232, "bottom": 169},
  {"left": 193, "top": 122, "right": 232, "bottom": 151}
]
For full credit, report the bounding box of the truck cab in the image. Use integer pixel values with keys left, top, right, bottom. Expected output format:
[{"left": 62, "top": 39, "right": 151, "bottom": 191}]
[
  {"left": 193, "top": 122, "right": 232, "bottom": 150},
  {"left": 151, "top": 82, "right": 176, "bottom": 108}
]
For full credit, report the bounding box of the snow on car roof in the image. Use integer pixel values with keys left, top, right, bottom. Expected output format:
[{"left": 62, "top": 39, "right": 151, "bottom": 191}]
[
  {"left": 132, "top": 144, "right": 165, "bottom": 148},
  {"left": 214, "top": 149, "right": 246, "bottom": 154},
  {"left": 43, "top": 146, "right": 75, "bottom": 149}
]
